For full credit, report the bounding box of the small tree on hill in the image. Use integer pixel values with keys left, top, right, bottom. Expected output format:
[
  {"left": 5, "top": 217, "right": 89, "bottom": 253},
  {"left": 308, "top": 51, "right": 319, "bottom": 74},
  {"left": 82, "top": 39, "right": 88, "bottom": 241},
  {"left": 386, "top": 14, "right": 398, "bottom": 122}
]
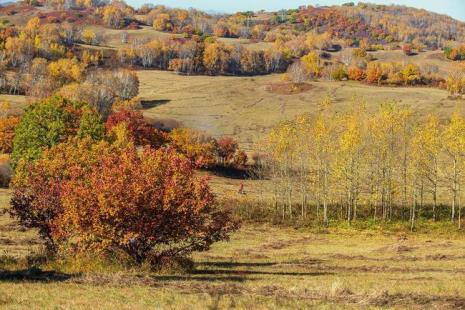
[
  {"left": 106, "top": 109, "right": 165, "bottom": 148},
  {"left": 10, "top": 96, "right": 104, "bottom": 168}
]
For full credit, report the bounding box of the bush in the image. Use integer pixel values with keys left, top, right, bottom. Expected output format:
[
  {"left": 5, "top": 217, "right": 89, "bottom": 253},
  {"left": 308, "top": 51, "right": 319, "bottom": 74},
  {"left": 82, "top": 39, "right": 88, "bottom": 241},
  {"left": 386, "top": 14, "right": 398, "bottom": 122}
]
[
  {"left": 106, "top": 109, "right": 165, "bottom": 148},
  {"left": 10, "top": 96, "right": 104, "bottom": 168},
  {"left": 10, "top": 139, "right": 239, "bottom": 263},
  {"left": 169, "top": 128, "right": 217, "bottom": 167},
  {"left": 0, "top": 116, "right": 20, "bottom": 153},
  {"left": 331, "top": 66, "right": 348, "bottom": 81},
  {"left": 353, "top": 48, "right": 367, "bottom": 58},
  {"left": 217, "top": 136, "right": 238, "bottom": 164},
  {"left": 348, "top": 66, "right": 366, "bottom": 81},
  {"left": 402, "top": 44, "right": 413, "bottom": 56},
  {"left": 0, "top": 154, "right": 11, "bottom": 187}
]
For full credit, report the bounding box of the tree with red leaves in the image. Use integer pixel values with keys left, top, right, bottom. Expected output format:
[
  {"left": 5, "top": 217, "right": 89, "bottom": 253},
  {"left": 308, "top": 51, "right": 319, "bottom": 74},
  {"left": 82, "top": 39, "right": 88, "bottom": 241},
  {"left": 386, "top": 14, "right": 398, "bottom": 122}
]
[
  {"left": 106, "top": 109, "right": 165, "bottom": 148},
  {"left": 10, "top": 138, "right": 238, "bottom": 262},
  {"left": 217, "top": 136, "right": 238, "bottom": 164}
]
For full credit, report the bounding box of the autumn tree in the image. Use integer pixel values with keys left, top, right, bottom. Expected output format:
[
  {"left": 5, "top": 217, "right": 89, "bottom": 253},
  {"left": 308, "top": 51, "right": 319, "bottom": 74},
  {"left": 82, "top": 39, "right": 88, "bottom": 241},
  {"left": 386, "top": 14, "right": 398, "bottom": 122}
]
[
  {"left": 106, "top": 109, "right": 165, "bottom": 147},
  {"left": 301, "top": 51, "right": 321, "bottom": 79},
  {"left": 153, "top": 13, "right": 172, "bottom": 31},
  {"left": 411, "top": 115, "right": 442, "bottom": 220},
  {"left": 366, "top": 62, "right": 384, "bottom": 85},
  {"left": 81, "top": 29, "right": 97, "bottom": 45},
  {"left": 216, "top": 136, "right": 238, "bottom": 165},
  {"left": 10, "top": 96, "right": 104, "bottom": 168},
  {"left": 401, "top": 63, "right": 421, "bottom": 85},
  {"left": 0, "top": 116, "right": 21, "bottom": 153},
  {"left": 103, "top": 5, "right": 126, "bottom": 29},
  {"left": 442, "top": 112, "right": 465, "bottom": 225},
  {"left": 47, "top": 58, "right": 85, "bottom": 86},
  {"left": 446, "top": 69, "right": 465, "bottom": 96},
  {"left": 10, "top": 138, "right": 239, "bottom": 261},
  {"left": 169, "top": 128, "right": 216, "bottom": 167},
  {"left": 310, "top": 108, "right": 337, "bottom": 226},
  {"left": 334, "top": 105, "right": 367, "bottom": 223},
  {"left": 203, "top": 42, "right": 230, "bottom": 75}
]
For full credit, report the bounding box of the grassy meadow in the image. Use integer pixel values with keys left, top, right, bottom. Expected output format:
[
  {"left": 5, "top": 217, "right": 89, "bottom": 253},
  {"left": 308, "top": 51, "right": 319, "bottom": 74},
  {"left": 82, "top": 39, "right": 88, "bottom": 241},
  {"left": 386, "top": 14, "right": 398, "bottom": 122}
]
[
  {"left": 137, "top": 70, "right": 463, "bottom": 152},
  {"left": 2, "top": 188, "right": 465, "bottom": 309}
]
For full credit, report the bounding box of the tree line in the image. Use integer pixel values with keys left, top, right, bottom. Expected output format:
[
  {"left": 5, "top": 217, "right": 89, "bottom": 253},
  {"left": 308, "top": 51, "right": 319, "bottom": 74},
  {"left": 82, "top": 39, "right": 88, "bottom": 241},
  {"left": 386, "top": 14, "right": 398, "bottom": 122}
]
[{"left": 257, "top": 98, "right": 465, "bottom": 230}]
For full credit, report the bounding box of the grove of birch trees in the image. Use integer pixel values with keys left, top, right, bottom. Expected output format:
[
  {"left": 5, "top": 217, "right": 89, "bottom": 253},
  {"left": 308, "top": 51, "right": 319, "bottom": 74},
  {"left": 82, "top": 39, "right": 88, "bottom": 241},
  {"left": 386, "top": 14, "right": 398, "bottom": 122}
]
[{"left": 260, "top": 98, "right": 465, "bottom": 229}]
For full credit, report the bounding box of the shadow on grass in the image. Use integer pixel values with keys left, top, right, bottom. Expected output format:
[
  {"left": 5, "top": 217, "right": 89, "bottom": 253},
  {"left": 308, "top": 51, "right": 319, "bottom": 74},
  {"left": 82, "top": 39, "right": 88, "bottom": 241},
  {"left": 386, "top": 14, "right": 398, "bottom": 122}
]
[
  {"left": 192, "top": 269, "right": 332, "bottom": 277},
  {"left": 141, "top": 99, "right": 171, "bottom": 109},
  {"left": 152, "top": 275, "right": 256, "bottom": 282},
  {"left": 0, "top": 268, "right": 78, "bottom": 282},
  {"left": 198, "top": 262, "right": 278, "bottom": 268},
  {"left": 193, "top": 260, "right": 330, "bottom": 277},
  {"left": 197, "top": 259, "right": 324, "bottom": 268},
  {"left": 204, "top": 166, "right": 251, "bottom": 180}
]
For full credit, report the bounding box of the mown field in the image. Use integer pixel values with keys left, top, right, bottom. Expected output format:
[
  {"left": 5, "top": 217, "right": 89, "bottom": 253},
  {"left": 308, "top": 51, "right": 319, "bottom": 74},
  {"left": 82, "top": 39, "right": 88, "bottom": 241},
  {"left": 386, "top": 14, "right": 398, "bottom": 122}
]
[{"left": 2, "top": 189, "right": 465, "bottom": 309}]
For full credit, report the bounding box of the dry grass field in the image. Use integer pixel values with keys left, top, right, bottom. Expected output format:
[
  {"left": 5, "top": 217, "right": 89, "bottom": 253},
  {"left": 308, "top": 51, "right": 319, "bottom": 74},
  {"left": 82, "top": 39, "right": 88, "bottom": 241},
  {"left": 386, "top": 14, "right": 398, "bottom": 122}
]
[
  {"left": 2, "top": 190, "right": 465, "bottom": 309},
  {"left": 138, "top": 70, "right": 462, "bottom": 152},
  {"left": 368, "top": 49, "right": 456, "bottom": 77},
  {"left": 83, "top": 25, "right": 273, "bottom": 51},
  {"left": 86, "top": 25, "right": 182, "bottom": 48}
]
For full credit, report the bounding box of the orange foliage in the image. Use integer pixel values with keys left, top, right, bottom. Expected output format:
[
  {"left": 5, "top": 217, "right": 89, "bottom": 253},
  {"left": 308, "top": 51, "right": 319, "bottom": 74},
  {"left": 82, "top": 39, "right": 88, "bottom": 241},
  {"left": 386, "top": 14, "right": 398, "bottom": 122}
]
[
  {"left": 0, "top": 116, "right": 20, "bottom": 153},
  {"left": 348, "top": 66, "right": 366, "bottom": 81},
  {"left": 10, "top": 139, "right": 238, "bottom": 261},
  {"left": 169, "top": 128, "right": 216, "bottom": 168},
  {"left": 106, "top": 109, "right": 165, "bottom": 148}
]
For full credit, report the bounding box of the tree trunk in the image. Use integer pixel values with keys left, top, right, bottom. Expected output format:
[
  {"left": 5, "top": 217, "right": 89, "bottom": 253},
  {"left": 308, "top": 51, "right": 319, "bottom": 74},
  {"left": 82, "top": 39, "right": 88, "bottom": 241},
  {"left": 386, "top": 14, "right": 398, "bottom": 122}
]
[{"left": 411, "top": 188, "right": 416, "bottom": 232}]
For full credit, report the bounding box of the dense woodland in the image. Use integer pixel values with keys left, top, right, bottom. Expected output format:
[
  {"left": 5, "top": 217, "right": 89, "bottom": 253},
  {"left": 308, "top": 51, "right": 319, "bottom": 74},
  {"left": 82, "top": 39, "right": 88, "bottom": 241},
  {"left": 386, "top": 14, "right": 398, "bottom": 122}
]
[{"left": 1, "top": 0, "right": 465, "bottom": 266}]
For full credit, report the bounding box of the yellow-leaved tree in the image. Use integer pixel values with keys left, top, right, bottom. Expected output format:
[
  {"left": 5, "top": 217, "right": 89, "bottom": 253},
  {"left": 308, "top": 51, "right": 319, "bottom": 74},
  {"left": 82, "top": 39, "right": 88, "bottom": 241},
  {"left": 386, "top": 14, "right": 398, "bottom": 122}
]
[{"left": 442, "top": 112, "right": 465, "bottom": 227}]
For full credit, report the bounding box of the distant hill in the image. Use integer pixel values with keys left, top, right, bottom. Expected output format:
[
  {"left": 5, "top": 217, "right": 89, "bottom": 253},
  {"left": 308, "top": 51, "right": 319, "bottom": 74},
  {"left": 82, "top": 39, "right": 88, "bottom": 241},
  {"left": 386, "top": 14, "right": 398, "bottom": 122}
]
[{"left": 1, "top": 1, "right": 464, "bottom": 47}]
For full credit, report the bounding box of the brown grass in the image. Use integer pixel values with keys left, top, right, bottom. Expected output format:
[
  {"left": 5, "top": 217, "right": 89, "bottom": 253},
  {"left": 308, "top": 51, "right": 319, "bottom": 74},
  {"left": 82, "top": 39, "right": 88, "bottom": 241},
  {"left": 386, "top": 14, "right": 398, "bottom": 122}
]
[{"left": 2, "top": 187, "right": 465, "bottom": 308}]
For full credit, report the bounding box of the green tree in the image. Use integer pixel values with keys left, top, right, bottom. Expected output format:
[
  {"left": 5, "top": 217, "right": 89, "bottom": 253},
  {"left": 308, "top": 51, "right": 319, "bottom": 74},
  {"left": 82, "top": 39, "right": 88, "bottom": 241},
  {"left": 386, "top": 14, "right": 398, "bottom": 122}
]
[{"left": 11, "top": 96, "right": 103, "bottom": 168}]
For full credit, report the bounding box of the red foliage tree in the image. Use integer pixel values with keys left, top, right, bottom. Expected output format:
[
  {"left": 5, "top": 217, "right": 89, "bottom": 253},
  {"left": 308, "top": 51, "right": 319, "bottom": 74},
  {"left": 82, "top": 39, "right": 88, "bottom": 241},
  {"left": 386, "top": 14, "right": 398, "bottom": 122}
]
[
  {"left": 106, "top": 109, "right": 165, "bottom": 148},
  {"left": 217, "top": 136, "right": 238, "bottom": 164},
  {"left": 10, "top": 139, "right": 238, "bottom": 261},
  {"left": 402, "top": 44, "right": 413, "bottom": 56},
  {"left": 10, "top": 138, "right": 105, "bottom": 250}
]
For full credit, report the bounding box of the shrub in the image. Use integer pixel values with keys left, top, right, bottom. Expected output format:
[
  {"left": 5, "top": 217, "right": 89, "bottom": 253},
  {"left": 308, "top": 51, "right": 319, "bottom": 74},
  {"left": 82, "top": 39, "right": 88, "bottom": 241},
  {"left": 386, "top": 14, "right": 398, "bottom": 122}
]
[
  {"left": 106, "top": 109, "right": 165, "bottom": 148},
  {"left": 10, "top": 138, "right": 105, "bottom": 249},
  {"left": 0, "top": 154, "right": 11, "bottom": 187},
  {"left": 366, "top": 62, "right": 384, "bottom": 85},
  {"left": 10, "top": 96, "right": 103, "bottom": 168},
  {"left": 353, "top": 48, "right": 367, "bottom": 58},
  {"left": 301, "top": 51, "right": 321, "bottom": 78},
  {"left": 169, "top": 128, "right": 217, "bottom": 167},
  {"left": 348, "top": 66, "right": 366, "bottom": 81},
  {"left": 401, "top": 63, "right": 421, "bottom": 85},
  {"left": 217, "top": 136, "right": 238, "bottom": 164},
  {"left": 0, "top": 116, "right": 20, "bottom": 153},
  {"left": 233, "top": 150, "right": 248, "bottom": 167},
  {"left": 402, "top": 44, "right": 413, "bottom": 56},
  {"left": 10, "top": 139, "right": 239, "bottom": 262},
  {"left": 331, "top": 66, "right": 348, "bottom": 81},
  {"left": 444, "top": 46, "right": 465, "bottom": 61}
]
